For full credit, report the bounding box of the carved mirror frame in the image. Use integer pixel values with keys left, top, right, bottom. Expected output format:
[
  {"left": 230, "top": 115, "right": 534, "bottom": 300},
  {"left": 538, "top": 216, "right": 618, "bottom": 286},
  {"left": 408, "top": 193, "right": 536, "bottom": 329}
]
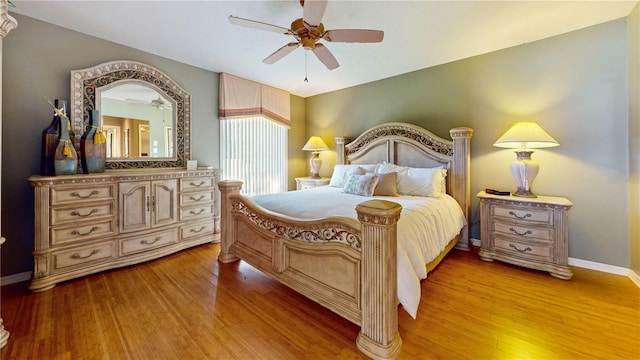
[{"left": 71, "top": 60, "right": 191, "bottom": 169}]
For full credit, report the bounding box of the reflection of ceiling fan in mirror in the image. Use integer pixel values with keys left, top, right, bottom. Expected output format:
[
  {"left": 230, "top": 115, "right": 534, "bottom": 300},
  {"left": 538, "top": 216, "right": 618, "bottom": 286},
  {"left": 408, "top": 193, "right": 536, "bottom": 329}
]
[
  {"left": 125, "top": 96, "right": 172, "bottom": 110},
  {"left": 229, "top": 0, "right": 384, "bottom": 71}
]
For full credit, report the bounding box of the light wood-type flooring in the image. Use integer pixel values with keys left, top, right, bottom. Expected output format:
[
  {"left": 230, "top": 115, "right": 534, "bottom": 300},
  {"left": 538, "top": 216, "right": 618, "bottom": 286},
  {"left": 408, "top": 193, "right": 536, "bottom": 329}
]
[{"left": 1, "top": 243, "right": 639, "bottom": 359}]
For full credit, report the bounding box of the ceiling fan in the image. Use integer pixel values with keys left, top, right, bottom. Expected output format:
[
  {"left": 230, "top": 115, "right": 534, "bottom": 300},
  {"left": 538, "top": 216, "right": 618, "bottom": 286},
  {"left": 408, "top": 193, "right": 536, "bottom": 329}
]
[
  {"left": 125, "top": 96, "right": 172, "bottom": 110},
  {"left": 229, "top": 0, "right": 384, "bottom": 71}
]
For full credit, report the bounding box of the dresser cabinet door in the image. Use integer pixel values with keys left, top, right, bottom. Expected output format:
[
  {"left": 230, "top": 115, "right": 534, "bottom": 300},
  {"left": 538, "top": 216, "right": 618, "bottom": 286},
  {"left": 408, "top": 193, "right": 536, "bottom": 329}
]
[
  {"left": 151, "top": 179, "right": 178, "bottom": 228},
  {"left": 119, "top": 181, "right": 151, "bottom": 233}
]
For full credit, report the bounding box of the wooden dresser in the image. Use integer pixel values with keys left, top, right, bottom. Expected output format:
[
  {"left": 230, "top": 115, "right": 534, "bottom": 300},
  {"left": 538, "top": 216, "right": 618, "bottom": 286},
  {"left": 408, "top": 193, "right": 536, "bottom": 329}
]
[
  {"left": 477, "top": 191, "right": 573, "bottom": 280},
  {"left": 28, "top": 168, "right": 221, "bottom": 292}
]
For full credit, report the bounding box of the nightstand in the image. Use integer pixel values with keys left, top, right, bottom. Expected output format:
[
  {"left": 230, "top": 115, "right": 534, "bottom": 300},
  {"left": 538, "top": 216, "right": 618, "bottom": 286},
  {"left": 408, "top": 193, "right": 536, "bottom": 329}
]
[
  {"left": 477, "top": 191, "right": 573, "bottom": 279},
  {"left": 295, "top": 177, "right": 330, "bottom": 190}
]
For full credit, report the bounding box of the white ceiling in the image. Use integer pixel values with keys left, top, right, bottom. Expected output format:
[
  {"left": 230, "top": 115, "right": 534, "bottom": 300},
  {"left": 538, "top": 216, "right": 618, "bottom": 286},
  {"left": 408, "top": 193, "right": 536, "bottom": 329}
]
[{"left": 10, "top": 0, "right": 638, "bottom": 98}]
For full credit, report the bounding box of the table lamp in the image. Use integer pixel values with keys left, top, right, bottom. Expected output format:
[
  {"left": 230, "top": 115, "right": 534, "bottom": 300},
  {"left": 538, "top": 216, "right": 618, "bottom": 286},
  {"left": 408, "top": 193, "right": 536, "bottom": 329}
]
[
  {"left": 302, "top": 136, "right": 329, "bottom": 178},
  {"left": 493, "top": 122, "right": 559, "bottom": 198}
]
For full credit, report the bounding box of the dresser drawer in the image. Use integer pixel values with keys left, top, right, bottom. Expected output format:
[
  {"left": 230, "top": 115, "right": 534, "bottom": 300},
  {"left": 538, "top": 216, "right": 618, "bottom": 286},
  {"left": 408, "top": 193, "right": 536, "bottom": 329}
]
[
  {"left": 50, "top": 202, "right": 115, "bottom": 226},
  {"left": 51, "top": 219, "right": 116, "bottom": 245},
  {"left": 492, "top": 204, "right": 553, "bottom": 225},
  {"left": 180, "top": 204, "right": 214, "bottom": 221},
  {"left": 493, "top": 221, "right": 552, "bottom": 242},
  {"left": 180, "top": 177, "right": 215, "bottom": 192},
  {"left": 180, "top": 220, "right": 215, "bottom": 241},
  {"left": 180, "top": 190, "right": 214, "bottom": 207},
  {"left": 494, "top": 236, "right": 553, "bottom": 261},
  {"left": 119, "top": 229, "right": 178, "bottom": 256},
  {"left": 50, "top": 184, "right": 115, "bottom": 205},
  {"left": 52, "top": 241, "right": 116, "bottom": 272}
]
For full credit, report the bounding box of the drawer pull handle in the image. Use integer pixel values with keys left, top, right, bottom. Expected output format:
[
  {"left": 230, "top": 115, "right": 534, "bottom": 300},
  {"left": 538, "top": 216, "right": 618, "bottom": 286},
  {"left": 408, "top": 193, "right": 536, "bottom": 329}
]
[
  {"left": 71, "top": 226, "right": 99, "bottom": 237},
  {"left": 509, "top": 244, "right": 532, "bottom": 253},
  {"left": 190, "top": 209, "right": 205, "bottom": 215},
  {"left": 71, "top": 190, "right": 99, "bottom": 199},
  {"left": 190, "top": 226, "right": 206, "bottom": 233},
  {"left": 508, "top": 211, "right": 532, "bottom": 220},
  {"left": 190, "top": 181, "right": 205, "bottom": 188},
  {"left": 189, "top": 195, "right": 205, "bottom": 201},
  {"left": 141, "top": 237, "right": 161, "bottom": 245},
  {"left": 509, "top": 227, "right": 532, "bottom": 236},
  {"left": 71, "top": 249, "right": 99, "bottom": 260},
  {"left": 71, "top": 209, "right": 98, "bottom": 218}
]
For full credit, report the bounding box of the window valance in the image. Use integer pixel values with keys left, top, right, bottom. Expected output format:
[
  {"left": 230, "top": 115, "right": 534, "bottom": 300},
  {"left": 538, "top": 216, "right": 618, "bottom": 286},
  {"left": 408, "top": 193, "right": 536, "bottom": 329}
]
[{"left": 219, "top": 73, "right": 290, "bottom": 127}]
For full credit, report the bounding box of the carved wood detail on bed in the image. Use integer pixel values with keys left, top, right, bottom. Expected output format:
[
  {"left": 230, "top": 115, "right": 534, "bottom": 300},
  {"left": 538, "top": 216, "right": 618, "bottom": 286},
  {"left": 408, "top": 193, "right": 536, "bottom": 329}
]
[{"left": 217, "top": 122, "right": 473, "bottom": 360}]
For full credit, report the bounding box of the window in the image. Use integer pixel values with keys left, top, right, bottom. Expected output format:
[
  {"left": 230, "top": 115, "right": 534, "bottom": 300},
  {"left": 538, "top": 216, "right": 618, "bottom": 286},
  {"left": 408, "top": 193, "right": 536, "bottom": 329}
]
[{"left": 220, "top": 117, "right": 287, "bottom": 196}]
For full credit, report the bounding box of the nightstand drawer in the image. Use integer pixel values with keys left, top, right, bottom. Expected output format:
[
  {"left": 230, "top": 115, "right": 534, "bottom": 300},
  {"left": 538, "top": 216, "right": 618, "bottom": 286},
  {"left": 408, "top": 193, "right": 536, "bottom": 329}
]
[
  {"left": 493, "top": 205, "right": 553, "bottom": 225},
  {"left": 493, "top": 222, "right": 552, "bottom": 242},
  {"left": 494, "top": 237, "right": 552, "bottom": 261}
]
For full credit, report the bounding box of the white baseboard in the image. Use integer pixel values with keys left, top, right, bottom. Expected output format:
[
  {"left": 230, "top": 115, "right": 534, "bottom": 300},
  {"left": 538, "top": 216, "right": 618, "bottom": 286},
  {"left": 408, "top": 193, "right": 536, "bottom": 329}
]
[
  {"left": 469, "top": 238, "right": 638, "bottom": 288},
  {"left": 628, "top": 269, "right": 640, "bottom": 287},
  {"left": 1, "top": 271, "right": 31, "bottom": 286}
]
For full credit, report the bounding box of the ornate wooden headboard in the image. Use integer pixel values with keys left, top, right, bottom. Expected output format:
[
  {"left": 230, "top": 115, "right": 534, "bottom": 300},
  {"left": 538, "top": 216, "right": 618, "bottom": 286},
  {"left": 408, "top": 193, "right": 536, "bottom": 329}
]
[{"left": 335, "top": 122, "right": 473, "bottom": 248}]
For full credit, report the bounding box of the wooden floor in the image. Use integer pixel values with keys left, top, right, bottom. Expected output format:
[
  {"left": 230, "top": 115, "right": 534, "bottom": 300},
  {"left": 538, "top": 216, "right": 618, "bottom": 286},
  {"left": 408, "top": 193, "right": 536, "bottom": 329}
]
[{"left": 1, "top": 244, "right": 639, "bottom": 360}]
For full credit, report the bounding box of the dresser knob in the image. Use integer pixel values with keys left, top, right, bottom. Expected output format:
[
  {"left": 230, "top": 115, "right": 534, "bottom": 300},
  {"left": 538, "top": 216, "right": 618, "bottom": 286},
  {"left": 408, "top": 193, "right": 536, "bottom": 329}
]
[
  {"left": 509, "top": 227, "right": 532, "bottom": 236},
  {"left": 508, "top": 211, "right": 532, "bottom": 220},
  {"left": 509, "top": 243, "right": 532, "bottom": 253}
]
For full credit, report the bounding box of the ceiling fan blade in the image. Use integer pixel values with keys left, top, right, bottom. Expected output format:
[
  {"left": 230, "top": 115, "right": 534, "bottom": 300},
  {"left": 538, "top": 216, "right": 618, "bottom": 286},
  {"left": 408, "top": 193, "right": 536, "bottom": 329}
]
[
  {"left": 228, "top": 15, "right": 291, "bottom": 34},
  {"left": 323, "top": 29, "right": 384, "bottom": 43},
  {"left": 312, "top": 43, "right": 339, "bottom": 70},
  {"left": 263, "top": 42, "right": 300, "bottom": 64},
  {"left": 302, "top": 0, "right": 328, "bottom": 26}
]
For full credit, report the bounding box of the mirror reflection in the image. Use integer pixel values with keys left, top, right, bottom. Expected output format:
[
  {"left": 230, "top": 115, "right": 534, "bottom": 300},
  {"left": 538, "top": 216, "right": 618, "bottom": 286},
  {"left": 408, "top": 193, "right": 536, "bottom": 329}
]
[{"left": 99, "top": 83, "right": 174, "bottom": 158}]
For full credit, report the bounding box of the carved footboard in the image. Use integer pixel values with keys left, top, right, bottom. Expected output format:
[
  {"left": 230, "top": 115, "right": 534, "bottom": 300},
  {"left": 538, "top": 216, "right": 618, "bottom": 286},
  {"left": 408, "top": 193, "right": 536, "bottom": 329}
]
[{"left": 218, "top": 180, "right": 403, "bottom": 359}]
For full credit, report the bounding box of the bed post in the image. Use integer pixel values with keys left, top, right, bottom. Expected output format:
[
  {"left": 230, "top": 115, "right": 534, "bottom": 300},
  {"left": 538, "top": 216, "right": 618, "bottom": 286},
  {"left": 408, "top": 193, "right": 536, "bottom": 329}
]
[
  {"left": 217, "top": 180, "right": 243, "bottom": 263},
  {"left": 335, "top": 136, "right": 348, "bottom": 165},
  {"left": 449, "top": 127, "right": 474, "bottom": 251},
  {"left": 355, "top": 200, "right": 403, "bottom": 360}
]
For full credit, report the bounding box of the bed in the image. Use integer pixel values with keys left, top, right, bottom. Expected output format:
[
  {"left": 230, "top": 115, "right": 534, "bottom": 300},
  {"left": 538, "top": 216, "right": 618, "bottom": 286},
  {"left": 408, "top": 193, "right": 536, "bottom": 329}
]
[{"left": 217, "top": 122, "right": 473, "bottom": 359}]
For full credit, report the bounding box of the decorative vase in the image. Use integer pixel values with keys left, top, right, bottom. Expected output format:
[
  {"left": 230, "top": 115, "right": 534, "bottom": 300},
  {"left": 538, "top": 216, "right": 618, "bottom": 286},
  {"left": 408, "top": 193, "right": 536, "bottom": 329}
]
[
  {"left": 80, "top": 110, "right": 106, "bottom": 173},
  {"left": 40, "top": 99, "right": 64, "bottom": 176},
  {"left": 54, "top": 116, "right": 78, "bottom": 175}
]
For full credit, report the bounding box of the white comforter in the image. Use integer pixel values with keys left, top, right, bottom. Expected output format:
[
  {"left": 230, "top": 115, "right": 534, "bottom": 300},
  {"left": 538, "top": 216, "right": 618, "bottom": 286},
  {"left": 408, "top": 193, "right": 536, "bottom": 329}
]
[{"left": 252, "top": 186, "right": 466, "bottom": 318}]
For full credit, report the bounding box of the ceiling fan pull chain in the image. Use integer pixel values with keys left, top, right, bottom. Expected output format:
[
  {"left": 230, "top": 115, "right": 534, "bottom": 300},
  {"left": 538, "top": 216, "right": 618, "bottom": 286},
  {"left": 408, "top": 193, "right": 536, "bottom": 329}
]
[{"left": 304, "top": 51, "right": 309, "bottom": 82}]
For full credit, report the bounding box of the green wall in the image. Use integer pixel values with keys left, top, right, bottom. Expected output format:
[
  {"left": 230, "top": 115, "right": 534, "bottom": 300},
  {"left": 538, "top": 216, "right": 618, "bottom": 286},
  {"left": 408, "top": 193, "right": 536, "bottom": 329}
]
[{"left": 306, "top": 19, "right": 631, "bottom": 268}]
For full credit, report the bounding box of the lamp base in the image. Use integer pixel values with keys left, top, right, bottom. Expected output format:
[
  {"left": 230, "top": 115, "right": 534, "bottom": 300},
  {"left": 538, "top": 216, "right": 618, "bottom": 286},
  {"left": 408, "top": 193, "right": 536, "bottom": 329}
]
[
  {"left": 510, "top": 150, "right": 539, "bottom": 198},
  {"left": 309, "top": 152, "right": 322, "bottom": 179},
  {"left": 512, "top": 187, "right": 537, "bottom": 198}
]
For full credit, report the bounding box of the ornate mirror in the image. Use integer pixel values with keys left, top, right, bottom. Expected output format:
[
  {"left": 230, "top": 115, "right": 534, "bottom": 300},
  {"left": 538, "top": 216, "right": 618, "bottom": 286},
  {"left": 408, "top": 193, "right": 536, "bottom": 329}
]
[{"left": 71, "top": 60, "right": 191, "bottom": 169}]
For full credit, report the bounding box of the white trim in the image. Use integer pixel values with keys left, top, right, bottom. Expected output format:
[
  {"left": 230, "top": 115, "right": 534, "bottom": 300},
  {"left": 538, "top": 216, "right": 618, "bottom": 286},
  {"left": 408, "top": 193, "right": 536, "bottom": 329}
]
[
  {"left": 628, "top": 269, "right": 640, "bottom": 288},
  {"left": 1, "top": 271, "right": 31, "bottom": 286},
  {"left": 568, "top": 257, "right": 629, "bottom": 276}
]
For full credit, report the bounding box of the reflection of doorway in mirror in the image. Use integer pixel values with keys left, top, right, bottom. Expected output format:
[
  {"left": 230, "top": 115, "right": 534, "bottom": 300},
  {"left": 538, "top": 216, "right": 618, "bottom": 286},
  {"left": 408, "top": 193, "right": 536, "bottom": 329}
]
[
  {"left": 138, "top": 124, "right": 150, "bottom": 157},
  {"left": 164, "top": 126, "right": 173, "bottom": 157},
  {"left": 124, "top": 128, "right": 130, "bottom": 157},
  {"left": 104, "top": 125, "right": 121, "bottom": 158}
]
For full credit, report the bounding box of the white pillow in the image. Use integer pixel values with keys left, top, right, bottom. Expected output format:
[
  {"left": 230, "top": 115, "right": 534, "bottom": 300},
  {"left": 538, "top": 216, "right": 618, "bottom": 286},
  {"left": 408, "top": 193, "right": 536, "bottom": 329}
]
[
  {"left": 342, "top": 174, "right": 379, "bottom": 197},
  {"left": 329, "top": 165, "right": 365, "bottom": 187},
  {"left": 396, "top": 167, "right": 447, "bottom": 198},
  {"left": 375, "top": 162, "right": 409, "bottom": 176}
]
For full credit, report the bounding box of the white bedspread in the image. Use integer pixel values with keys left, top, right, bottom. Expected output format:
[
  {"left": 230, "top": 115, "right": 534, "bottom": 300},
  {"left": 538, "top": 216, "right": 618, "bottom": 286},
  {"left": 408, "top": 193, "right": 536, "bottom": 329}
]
[{"left": 252, "top": 186, "right": 466, "bottom": 318}]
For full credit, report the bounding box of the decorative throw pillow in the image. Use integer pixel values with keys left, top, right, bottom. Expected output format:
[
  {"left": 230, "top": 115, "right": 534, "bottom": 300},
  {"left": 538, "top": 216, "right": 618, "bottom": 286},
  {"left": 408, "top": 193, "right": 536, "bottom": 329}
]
[
  {"left": 397, "top": 167, "right": 447, "bottom": 197},
  {"left": 329, "top": 165, "right": 365, "bottom": 187},
  {"left": 367, "top": 172, "right": 399, "bottom": 196},
  {"left": 343, "top": 174, "right": 379, "bottom": 197}
]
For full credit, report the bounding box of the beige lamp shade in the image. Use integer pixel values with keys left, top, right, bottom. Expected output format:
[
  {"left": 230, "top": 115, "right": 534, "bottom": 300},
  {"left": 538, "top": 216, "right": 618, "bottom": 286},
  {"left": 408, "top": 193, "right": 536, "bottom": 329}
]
[
  {"left": 493, "top": 122, "right": 559, "bottom": 198},
  {"left": 302, "top": 136, "right": 329, "bottom": 179},
  {"left": 302, "top": 136, "right": 329, "bottom": 152},
  {"left": 493, "top": 122, "right": 559, "bottom": 149}
]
